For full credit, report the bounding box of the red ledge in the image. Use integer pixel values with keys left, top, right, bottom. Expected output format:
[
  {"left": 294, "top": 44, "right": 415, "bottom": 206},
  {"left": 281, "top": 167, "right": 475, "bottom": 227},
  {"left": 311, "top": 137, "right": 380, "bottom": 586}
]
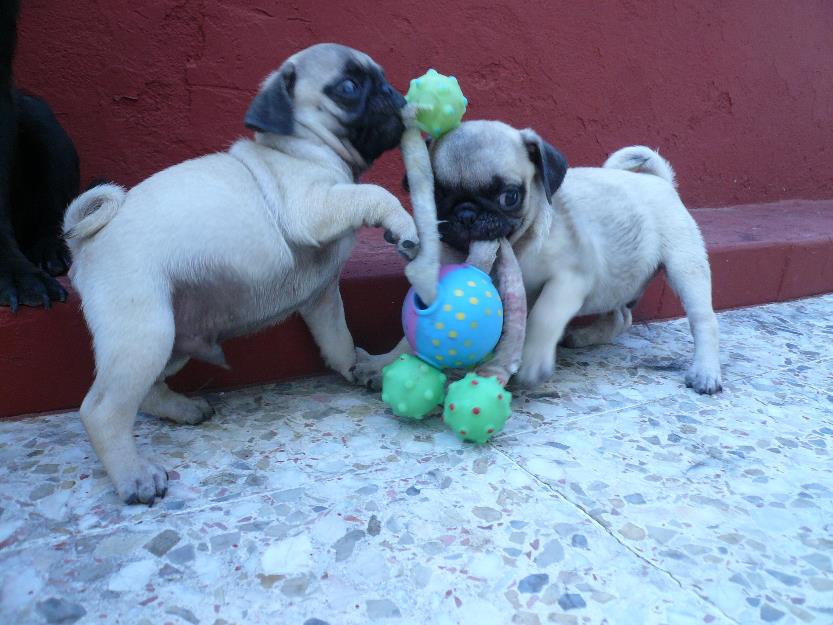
[{"left": 2, "top": 199, "right": 833, "bottom": 418}]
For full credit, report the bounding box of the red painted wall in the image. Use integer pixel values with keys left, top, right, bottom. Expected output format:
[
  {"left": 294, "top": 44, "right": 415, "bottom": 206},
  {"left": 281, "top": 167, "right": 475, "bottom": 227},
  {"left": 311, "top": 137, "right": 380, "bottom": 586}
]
[{"left": 13, "top": 1, "right": 833, "bottom": 208}]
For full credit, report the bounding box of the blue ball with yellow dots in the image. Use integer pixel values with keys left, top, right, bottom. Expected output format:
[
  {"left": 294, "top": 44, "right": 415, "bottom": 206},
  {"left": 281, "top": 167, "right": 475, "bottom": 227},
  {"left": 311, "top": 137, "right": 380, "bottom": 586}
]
[{"left": 402, "top": 264, "right": 503, "bottom": 369}]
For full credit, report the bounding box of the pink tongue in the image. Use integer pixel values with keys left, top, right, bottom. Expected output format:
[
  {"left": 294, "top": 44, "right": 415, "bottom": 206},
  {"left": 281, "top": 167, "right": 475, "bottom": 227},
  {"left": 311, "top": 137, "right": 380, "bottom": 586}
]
[{"left": 467, "top": 239, "right": 527, "bottom": 385}]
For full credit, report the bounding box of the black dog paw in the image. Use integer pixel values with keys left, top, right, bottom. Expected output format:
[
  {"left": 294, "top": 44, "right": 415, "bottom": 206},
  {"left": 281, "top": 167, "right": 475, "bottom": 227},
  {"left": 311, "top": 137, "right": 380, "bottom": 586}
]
[
  {"left": 27, "top": 236, "right": 71, "bottom": 276},
  {"left": 0, "top": 260, "right": 67, "bottom": 313}
]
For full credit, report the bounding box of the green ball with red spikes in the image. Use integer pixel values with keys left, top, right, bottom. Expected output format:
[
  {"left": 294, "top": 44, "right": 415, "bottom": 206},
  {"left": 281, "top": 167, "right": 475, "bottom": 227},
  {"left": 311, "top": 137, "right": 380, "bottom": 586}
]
[{"left": 442, "top": 373, "right": 511, "bottom": 443}]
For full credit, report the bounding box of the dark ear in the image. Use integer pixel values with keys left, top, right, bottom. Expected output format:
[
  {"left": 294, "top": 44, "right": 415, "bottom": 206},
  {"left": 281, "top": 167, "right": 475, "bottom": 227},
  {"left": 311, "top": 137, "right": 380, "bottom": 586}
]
[
  {"left": 521, "top": 129, "right": 568, "bottom": 201},
  {"left": 244, "top": 65, "right": 296, "bottom": 135},
  {"left": 401, "top": 136, "right": 434, "bottom": 192}
]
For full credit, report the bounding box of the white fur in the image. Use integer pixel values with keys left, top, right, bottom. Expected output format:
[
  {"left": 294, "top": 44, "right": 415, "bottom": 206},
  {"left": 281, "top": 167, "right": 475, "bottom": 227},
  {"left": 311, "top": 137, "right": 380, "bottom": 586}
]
[
  {"left": 603, "top": 145, "right": 677, "bottom": 188},
  {"left": 64, "top": 183, "right": 126, "bottom": 241},
  {"left": 354, "top": 135, "right": 722, "bottom": 396},
  {"left": 65, "top": 48, "right": 418, "bottom": 505},
  {"left": 515, "top": 147, "right": 721, "bottom": 393}
]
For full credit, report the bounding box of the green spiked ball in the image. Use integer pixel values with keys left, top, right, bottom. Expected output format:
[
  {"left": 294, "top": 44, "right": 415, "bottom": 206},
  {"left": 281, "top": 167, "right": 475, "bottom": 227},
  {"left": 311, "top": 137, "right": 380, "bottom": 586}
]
[
  {"left": 381, "top": 354, "right": 447, "bottom": 420},
  {"left": 405, "top": 69, "right": 468, "bottom": 139},
  {"left": 443, "top": 373, "right": 511, "bottom": 443}
]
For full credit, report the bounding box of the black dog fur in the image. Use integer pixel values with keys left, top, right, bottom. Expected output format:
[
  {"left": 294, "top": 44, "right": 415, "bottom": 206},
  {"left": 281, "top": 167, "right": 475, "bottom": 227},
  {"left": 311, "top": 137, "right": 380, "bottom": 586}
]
[{"left": 0, "top": 0, "right": 79, "bottom": 311}]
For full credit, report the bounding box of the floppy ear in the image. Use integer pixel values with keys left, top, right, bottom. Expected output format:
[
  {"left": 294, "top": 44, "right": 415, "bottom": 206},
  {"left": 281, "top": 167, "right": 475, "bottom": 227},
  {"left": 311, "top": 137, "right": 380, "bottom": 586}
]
[
  {"left": 520, "top": 129, "right": 568, "bottom": 201},
  {"left": 244, "top": 64, "right": 296, "bottom": 135}
]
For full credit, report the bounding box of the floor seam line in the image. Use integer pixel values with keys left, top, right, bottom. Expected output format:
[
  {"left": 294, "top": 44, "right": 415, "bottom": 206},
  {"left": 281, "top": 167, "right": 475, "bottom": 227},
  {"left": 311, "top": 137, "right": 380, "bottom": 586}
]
[{"left": 492, "top": 444, "right": 742, "bottom": 625}]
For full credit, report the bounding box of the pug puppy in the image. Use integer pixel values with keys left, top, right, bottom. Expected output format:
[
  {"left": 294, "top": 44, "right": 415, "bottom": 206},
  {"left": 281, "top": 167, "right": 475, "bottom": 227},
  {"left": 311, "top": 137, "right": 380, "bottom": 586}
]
[
  {"left": 354, "top": 120, "right": 721, "bottom": 395},
  {"left": 64, "top": 43, "right": 418, "bottom": 505}
]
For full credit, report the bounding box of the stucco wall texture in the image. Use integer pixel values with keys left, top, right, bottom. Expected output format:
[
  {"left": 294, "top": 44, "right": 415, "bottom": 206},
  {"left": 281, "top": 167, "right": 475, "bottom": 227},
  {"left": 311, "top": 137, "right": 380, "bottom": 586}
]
[{"left": 13, "top": 1, "right": 833, "bottom": 208}]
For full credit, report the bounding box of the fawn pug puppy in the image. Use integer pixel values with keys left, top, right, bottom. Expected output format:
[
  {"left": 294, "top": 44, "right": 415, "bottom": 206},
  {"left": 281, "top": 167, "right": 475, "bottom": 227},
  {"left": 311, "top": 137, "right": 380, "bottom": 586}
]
[
  {"left": 354, "top": 120, "right": 721, "bottom": 395},
  {"left": 65, "top": 44, "right": 419, "bottom": 504}
]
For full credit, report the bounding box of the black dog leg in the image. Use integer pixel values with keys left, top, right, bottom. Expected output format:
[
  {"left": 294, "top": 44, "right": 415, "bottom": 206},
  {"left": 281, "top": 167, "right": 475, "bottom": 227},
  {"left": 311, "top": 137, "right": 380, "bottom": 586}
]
[
  {"left": 0, "top": 0, "right": 73, "bottom": 311},
  {"left": 0, "top": 90, "right": 70, "bottom": 311},
  {"left": 14, "top": 90, "right": 80, "bottom": 276}
]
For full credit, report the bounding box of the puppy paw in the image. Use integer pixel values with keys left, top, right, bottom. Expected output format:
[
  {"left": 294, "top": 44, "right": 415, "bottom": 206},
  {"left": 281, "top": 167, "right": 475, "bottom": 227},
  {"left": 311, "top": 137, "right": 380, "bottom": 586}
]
[
  {"left": 476, "top": 363, "right": 512, "bottom": 387},
  {"left": 560, "top": 328, "right": 595, "bottom": 349},
  {"left": 383, "top": 229, "right": 420, "bottom": 261},
  {"left": 115, "top": 458, "right": 169, "bottom": 506},
  {"left": 685, "top": 365, "right": 723, "bottom": 395},
  {"left": 0, "top": 260, "right": 67, "bottom": 312},
  {"left": 142, "top": 388, "right": 215, "bottom": 425},
  {"left": 174, "top": 396, "right": 215, "bottom": 425},
  {"left": 27, "top": 236, "right": 71, "bottom": 276},
  {"left": 515, "top": 356, "right": 555, "bottom": 389},
  {"left": 163, "top": 396, "right": 215, "bottom": 425},
  {"left": 382, "top": 212, "right": 420, "bottom": 261},
  {"left": 350, "top": 347, "right": 386, "bottom": 391}
]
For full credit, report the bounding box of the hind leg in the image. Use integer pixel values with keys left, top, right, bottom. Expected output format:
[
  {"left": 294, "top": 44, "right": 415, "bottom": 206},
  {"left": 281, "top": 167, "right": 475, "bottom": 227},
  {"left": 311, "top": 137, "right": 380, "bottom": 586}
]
[
  {"left": 561, "top": 306, "right": 633, "bottom": 348},
  {"left": 663, "top": 229, "right": 722, "bottom": 394},
  {"left": 140, "top": 356, "right": 215, "bottom": 425},
  {"left": 300, "top": 281, "right": 357, "bottom": 381},
  {"left": 80, "top": 298, "right": 175, "bottom": 504}
]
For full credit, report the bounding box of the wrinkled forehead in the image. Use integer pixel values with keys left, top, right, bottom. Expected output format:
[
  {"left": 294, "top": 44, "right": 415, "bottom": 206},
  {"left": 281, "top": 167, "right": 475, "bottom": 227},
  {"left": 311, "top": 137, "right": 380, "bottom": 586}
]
[
  {"left": 288, "top": 43, "right": 377, "bottom": 82},
  {"left": 432, "top": 121, "right": 530, "bottom": 190}
]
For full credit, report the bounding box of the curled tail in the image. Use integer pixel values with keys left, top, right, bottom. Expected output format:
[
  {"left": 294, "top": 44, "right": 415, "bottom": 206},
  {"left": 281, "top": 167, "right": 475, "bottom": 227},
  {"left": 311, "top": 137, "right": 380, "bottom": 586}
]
[
  {"left": 603, "top": 146, "right": 676, "bottom": 188},
  {"left": 63, "top": 183, "right": 126, "bottom": 254}
]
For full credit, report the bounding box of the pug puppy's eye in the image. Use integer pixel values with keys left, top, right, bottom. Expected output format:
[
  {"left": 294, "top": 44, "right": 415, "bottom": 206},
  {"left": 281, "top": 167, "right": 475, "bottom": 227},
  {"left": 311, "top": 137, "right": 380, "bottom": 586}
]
[
  {"left": 336, "top": 78, "right": 359, "bottom": 97},
  {"left": 498, "top": 187, "right": 522, "bottom": 210}
]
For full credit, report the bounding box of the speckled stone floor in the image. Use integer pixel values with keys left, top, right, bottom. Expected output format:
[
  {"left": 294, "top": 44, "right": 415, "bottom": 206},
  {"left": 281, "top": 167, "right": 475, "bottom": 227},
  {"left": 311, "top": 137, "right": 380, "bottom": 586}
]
[{"left": 1, "top": 295, "right": 832, "bottom": 625}]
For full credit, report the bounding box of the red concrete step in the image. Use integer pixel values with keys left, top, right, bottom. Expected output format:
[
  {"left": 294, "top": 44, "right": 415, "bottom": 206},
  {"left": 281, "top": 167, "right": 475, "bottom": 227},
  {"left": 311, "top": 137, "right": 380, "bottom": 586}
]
[
  {"left": 633, "top": 199, "right": 833, "bottom": 319},
  {"left": 2, "top": 199, "right": 832, "bottom": 418}
]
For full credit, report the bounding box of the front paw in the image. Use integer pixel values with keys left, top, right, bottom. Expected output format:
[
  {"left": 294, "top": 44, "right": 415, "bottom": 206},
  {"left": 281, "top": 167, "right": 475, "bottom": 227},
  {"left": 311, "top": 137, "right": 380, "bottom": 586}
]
[
  {"left": 350, "top": 347, "right": 385, "bottom": 391},
  {"left": 27, "top": 236, "right": 71, "bottom": 276},
  {"left": 515, "top": 355, "right": 555, "bottom": 389},
  {"left": 113, "top": 457, "right": 169, "bottom": 505},
  {"left": 382, "top": 216, "right": 420, "bottom": 261},
  {"left": 0, "top": 260, "right": 67, "bottom": 312},
  {"left": 476, "top": 364, "right": 512, "bottom": 387},
  {"left": 685, "top": 365, "right": 723, "bottom": 395}
]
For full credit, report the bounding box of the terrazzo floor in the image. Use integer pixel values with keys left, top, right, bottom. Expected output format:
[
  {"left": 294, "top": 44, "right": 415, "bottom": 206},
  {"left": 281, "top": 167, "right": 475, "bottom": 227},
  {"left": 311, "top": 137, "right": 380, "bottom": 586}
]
[{"left": 1, "top": 295, "right": 832, "bottom": 625}]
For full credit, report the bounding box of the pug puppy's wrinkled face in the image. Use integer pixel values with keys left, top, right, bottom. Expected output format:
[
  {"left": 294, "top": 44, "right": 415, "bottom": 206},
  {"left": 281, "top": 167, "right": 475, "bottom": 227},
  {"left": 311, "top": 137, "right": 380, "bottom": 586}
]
[
  {"left": 321, "top": 57, "right": 406, "bottom": 163},
  {"left": 428, "top": 120, "right": 568, "bottom": 252},
  {"left": 245, "top": 43, "right": 406, "bottom": 168}
]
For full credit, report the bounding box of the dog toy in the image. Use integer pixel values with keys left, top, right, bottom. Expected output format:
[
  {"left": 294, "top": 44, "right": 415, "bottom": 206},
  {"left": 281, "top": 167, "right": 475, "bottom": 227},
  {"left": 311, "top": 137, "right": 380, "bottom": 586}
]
[
  {"left": 405, "top": 69, "right": 468, "bottom": 139},
  {"left": 380, "top": 72, "right": 526, "bottom": 442},
  {"left": 401, "top": 264, "right": 503, "bottom": 368},
  {"left": 471, "top": 240, "right": 527, "bottom": 386},
  {"left": 443, "top": 373, "right": 512, "bottom": 443},
  {"left": 381, "top": 354, "right": 446, "bottom": 419}
]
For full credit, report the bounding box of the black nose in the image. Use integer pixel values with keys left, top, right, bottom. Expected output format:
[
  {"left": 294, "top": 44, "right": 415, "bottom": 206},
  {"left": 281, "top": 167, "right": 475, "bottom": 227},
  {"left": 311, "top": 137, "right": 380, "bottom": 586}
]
[
  {"left": 455, "top": 203, "right": 478, "bottom": 227},
  {"left": 384, "top": 83, "right": 406, "bottom": 109}
]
